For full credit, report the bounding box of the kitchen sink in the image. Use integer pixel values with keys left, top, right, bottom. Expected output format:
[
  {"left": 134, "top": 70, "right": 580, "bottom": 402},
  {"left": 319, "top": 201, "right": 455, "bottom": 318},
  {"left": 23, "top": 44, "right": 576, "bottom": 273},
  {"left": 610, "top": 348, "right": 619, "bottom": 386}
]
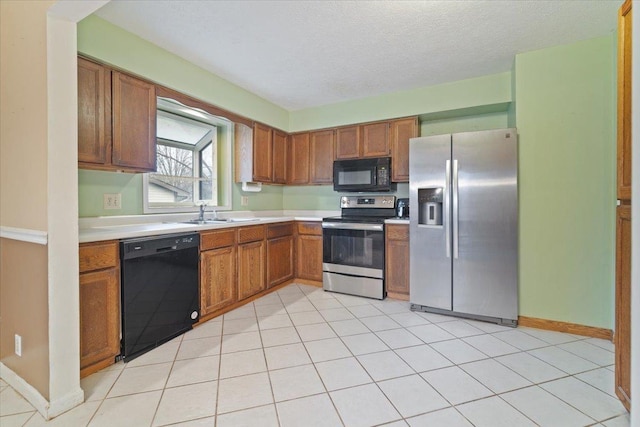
[
  {"left": 179, "top": 218, "right": 260, "bottom": 225},
  {"left": 180, "top": 219, "right": 228, "bottom": 225}
]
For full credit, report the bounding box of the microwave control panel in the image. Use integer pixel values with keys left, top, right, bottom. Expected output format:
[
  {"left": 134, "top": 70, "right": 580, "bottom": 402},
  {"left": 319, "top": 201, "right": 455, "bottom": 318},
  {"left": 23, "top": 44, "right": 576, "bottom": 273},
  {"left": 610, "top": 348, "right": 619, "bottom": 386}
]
[{"left": 377, "top": 166, "right": 389, "bottom": 185}]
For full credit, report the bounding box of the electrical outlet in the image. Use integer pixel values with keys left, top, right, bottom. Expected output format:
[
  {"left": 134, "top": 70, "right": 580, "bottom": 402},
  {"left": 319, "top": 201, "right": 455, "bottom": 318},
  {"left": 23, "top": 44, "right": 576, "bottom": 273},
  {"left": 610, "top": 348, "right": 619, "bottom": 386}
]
[
  {"left": 241, "top": 196, "right": 249, "bottom": 206},
  {"left": 15, "top": 334, "right": 22, "bottom": 357},
  {"left": 104, "top": 193, "right": 122, "bottom": 210}
]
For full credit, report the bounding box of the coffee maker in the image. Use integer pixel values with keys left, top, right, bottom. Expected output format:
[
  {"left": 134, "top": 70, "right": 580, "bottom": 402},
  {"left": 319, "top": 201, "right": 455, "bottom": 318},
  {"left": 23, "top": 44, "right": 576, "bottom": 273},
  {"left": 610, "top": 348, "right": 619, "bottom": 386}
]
[{"left": 396, "top": 198, "right": 409, "bottom": 218}]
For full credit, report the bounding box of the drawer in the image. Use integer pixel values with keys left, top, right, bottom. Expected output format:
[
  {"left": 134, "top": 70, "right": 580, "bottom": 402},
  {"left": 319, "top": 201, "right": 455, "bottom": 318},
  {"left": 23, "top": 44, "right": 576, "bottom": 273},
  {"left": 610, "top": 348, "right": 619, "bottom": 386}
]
[
  {"left": 238, "top": 225, "right": 266, "bottom": 244},
  {"left": 79, "top": 241, "right": 119, "bottom": 273},
  {"left": 201, "top": 229, "right": 236, "bottom": 250},
  {"left": 267, "top": 222, "right": 294, "bottom": 239},
  {"left": 297, "top": 221, "right": 322, "bottom": 236},
  {"left": 386, "top": 224, "right": 409, "bottom": 240}
]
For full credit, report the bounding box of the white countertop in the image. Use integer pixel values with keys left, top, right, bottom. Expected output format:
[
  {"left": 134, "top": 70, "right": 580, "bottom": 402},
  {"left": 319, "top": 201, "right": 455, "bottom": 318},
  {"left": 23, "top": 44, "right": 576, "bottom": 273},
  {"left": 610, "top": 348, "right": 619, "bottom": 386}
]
[
  {"left": 385, "top": 218, "right": 410, "bottom": 225},
  {"left": 79, "top": 211, "right": 410, "bottom": 243},
  {"left": 79, "top": 215, "right": 325, "bottom": 243}
]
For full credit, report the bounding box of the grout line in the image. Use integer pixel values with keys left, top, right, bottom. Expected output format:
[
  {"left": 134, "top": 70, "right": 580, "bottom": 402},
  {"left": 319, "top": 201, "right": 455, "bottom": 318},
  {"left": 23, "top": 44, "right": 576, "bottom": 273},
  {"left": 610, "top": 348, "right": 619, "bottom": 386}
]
[{"left": 9, "top": 282, "right": 623, "bottom": 427}]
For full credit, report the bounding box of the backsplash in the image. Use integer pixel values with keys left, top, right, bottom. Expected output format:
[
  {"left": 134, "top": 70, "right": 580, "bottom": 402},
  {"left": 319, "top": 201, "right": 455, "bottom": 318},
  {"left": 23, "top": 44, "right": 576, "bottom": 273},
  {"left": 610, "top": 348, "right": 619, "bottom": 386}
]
[{"left": 78, "top": 168, "right": 409, "bottom": 217}]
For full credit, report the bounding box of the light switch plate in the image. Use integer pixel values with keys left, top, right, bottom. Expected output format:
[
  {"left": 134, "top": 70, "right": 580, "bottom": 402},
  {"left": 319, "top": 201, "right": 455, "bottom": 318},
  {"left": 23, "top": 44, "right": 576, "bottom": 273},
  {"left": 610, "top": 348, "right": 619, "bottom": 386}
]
[
  {"left": 104, "top": 193, "right": 122, "bottom": 210},
  {"left": 241, "top": 196, "right": 249, "bottom": 206}
]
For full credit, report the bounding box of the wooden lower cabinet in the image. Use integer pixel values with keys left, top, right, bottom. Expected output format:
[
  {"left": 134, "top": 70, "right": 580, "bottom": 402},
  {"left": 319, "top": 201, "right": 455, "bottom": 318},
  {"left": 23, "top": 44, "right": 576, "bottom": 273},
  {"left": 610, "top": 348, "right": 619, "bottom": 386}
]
[
  {"left": 267, "top": 235, "right": 294, "bottom": 288},
  {"left": 238, "top": 240, "right": 266, "bottom": 300},
  {"left": 79, "top": 241, "right": 121, "bottom": 377},
  {"left": 296, "top": 222, "right": 323, "bottom": 282},
  {"left": 385, "top": 224, "right": 410, "bottom": 297},
  {"left": 267, "top": 222, "right": 294, "bottom": 287},
  {"left": 615, "top": 204, "right": 631, "bottom": 410},
  {"left": 200, "top": 246, "right": 237, "bottom": 315}
]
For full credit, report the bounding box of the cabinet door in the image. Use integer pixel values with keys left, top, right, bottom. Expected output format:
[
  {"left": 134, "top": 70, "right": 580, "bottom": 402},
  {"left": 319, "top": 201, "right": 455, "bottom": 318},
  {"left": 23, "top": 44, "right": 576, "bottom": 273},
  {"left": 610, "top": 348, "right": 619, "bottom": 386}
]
[
  {"left": 78, "top": 58, "right": 110, "bottom": 166},
  {"left": 385, "top": 225, "right": 410, "bottom": 295},
  {"left": 201, "top": 246, "right": 237, "bottom": 316},
  {"left": 362, "top": 122, "right": 389, "bottom": 158},
  {"left": 336, "top": 126, "right": 361, "bottom": 159},
  {"left": 111, "top": 71, "right": 157, "bottom": 171},
  {"left": 288, "top": 133, "right": 310, "bottom": 184},
  {"left": 238, "top": 241, "right": 266, "bottom": 300},
  {"left": 617, "top": 0, "right": 632, "bottom": 201},
  {"left": 253, "top": 123, "right": 273, "bottom": 182},
  {"left": 615, "top": 204, "right": 631, "bottom": 411},
  {"left": 390, "top": 117, "right": 419, "bottom": 182},
  {"left": 272, "top": 129, "right": 287, "bottom": 184},
  {"left": 309, "top": 130, "right": 335, "bottom": 184},
  {"left": 80, "top": 268, "right": 120, "bottom": 371},
  {"left": 267, "top": 236, "right": 294, "bottom": 287},
  {"left": 296, "top": 235, "right": 323, "bottom": 281}
]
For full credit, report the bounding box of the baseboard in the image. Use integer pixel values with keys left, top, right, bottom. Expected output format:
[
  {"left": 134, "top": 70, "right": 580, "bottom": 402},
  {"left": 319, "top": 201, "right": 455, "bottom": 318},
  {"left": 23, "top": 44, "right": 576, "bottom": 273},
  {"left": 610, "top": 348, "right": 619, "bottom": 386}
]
[
  {"left": 293, "top": 278, "right": 323, "bottom": 287},
  {"left": 0, "top": 362, "right": 49, "bottom": 417},
  {"left": 518, "top": 316, "right": 613, "bottom": 341},
  {"left": 0, "top": 362, "right": 84, "bottom": 420},
  {"left": 46, "top": 387, "right": 84, "bottom": 419},
  {"left": 387, "top": 291, "right": 409, "bottom": 301}
]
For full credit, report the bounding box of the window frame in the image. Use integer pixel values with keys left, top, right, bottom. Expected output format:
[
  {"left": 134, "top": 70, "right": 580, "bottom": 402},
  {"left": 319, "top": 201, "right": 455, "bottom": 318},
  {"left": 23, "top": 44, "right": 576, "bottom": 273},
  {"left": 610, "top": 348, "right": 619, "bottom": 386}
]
[{"left": 143, "top": 97, "right": 233, "bottom": 214}]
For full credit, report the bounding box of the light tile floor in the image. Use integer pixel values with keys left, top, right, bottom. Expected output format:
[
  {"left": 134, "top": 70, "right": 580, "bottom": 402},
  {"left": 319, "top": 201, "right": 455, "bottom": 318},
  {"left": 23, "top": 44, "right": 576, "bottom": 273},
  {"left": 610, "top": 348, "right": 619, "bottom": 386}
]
[{"left": 0, "top": 283, "right": 631, "bottom": 427}]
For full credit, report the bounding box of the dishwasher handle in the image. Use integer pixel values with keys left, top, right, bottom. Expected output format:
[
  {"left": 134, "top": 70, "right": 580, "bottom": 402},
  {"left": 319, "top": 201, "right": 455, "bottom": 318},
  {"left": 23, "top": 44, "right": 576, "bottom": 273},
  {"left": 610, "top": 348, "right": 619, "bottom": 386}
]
[{"left": 121, "top": 233, "right": 199, "bottom": 260}]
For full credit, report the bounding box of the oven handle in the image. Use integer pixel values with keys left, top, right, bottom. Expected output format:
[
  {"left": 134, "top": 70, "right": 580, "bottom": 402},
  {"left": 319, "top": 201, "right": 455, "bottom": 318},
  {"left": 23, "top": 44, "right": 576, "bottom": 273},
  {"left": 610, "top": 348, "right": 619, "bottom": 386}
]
[{"left": 321, "top": 222, "right": 384, "bottom": 231}]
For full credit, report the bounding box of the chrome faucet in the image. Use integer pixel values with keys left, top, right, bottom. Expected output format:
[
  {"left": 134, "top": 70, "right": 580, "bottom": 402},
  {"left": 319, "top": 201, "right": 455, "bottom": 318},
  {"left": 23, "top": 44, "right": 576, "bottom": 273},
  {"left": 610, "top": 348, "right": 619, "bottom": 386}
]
[{"left": 197, "top": 203, "right": 217, "bottom": 222}]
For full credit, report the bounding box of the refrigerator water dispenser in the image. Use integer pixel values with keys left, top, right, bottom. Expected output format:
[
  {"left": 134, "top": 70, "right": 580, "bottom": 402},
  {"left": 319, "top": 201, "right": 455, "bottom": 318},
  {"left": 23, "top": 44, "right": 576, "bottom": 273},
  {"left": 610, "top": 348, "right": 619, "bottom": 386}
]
[{"left": 418, "top": 188, "right": 443, "bottom": 226}]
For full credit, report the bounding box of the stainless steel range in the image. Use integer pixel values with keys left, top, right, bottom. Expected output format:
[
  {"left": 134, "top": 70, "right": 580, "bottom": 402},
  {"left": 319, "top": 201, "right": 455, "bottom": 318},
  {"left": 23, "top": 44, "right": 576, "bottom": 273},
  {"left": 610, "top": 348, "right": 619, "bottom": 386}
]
[{"left": 322, "top": 195, "right": 396, "bottom": 299}]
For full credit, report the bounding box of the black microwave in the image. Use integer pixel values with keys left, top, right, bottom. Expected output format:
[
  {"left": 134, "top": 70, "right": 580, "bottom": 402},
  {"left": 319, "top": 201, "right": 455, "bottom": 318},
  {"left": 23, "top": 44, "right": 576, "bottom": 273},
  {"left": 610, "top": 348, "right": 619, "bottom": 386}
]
[{"left": 333, "top": 157, "right": 396, "bottom": 192}]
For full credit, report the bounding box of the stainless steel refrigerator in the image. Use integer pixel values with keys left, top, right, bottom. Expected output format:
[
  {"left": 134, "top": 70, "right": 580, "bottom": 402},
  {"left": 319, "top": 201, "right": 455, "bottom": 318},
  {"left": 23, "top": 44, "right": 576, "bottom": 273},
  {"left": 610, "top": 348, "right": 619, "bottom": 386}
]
[{"left": 409, "top": 129, "right": 518, "bottom": 326}]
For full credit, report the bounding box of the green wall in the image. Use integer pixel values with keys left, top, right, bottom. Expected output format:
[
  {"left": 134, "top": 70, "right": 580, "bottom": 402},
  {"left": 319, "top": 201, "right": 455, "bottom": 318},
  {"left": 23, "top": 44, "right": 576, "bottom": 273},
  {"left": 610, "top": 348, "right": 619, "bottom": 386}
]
[
  {"left": 289, "top": 73, "right": 512, "bottom": 132},
  {"left": 77, "top": 13, "right": 617, "bottom": 333},
  {"left": 78, "top": 16, "right": 288, "bottom": 129},
  {"left": 77, "top": 15, "right": 287, "bottom": 216},
  {"left": 515, "top": 35, "right": 616, "bottom": 329},
  {"left": 77, "top": 14, "right": 513, "bottom": 217}
]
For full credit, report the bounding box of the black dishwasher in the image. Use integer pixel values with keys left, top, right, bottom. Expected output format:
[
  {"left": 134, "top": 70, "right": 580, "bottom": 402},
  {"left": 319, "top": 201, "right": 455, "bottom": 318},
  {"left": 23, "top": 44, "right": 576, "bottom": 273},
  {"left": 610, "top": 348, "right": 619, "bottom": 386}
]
[{"left": 120, "top": 233, "right": 200, "bottom": 361}]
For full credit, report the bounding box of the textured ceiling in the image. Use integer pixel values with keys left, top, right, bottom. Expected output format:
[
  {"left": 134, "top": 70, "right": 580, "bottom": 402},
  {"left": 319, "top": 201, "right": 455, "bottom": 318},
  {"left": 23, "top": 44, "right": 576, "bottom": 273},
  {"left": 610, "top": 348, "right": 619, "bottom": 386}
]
[{"left": 95, "top": 0, "right": 621, "bottom": 111}]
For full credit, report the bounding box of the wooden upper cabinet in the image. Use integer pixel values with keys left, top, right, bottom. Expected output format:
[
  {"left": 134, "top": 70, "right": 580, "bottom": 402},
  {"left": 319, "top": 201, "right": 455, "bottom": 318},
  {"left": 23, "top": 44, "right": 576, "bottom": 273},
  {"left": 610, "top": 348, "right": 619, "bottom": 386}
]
[
  {"left": 111, "top": 71, "right": 157, "bottom": 172},
  {"left": 362, "top": 122, "right": 389, "bottom": 157},
  {"left": 309, "top": 130, "right": 335, "bottom": 184},
  {"left": 253, "top": 122, "right": 273, "bottom": 182},
  {"left": 617, "top": 0, "right": 632, "bottom": 201},
  {"left": 272, "top": 129, "right": 287, "bottom": 184},
  {"left": 78, "top": 58, "right": 110, "bottom": 166},
  {"left": 336, "top": 126, "right": 361, "bottom": 159},
  {"left": 288, "top": 133, "right": 310, "bottom": 184},
  {"left": 390, "top": 117, "right": 419, "bottom": 182}
]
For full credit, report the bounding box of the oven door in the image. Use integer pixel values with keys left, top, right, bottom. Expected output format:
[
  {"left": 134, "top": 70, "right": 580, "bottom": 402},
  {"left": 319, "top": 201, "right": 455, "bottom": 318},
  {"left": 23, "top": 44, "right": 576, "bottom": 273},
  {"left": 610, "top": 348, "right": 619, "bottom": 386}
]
[
  {"left": 322, "top": 222, "right": 385, "bottom": 299},
  {"left": 333, "top": 165, "right": 377, "bottom": 192}
]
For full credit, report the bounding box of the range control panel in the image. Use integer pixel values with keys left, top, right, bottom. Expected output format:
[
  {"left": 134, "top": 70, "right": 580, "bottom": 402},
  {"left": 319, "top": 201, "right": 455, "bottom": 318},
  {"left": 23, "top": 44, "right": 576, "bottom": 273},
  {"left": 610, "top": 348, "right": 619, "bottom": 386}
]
[{"left": 340, "top": 195, "right": 396, "bottom": 209}]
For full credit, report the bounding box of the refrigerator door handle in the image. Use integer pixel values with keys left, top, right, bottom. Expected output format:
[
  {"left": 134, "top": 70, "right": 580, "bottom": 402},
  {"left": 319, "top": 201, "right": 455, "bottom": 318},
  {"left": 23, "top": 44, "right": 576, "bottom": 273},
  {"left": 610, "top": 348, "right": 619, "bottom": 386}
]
[
  {"left": 453, "top": 159, "right": 459, "bottom": 259},
  {"left": 445, "top": 160, "right": 451, "bottom": 258}
]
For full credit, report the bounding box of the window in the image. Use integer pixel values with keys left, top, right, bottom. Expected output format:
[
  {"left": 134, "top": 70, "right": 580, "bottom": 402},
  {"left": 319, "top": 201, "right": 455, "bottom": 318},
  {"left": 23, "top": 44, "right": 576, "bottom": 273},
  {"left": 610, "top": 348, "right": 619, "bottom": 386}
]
[{"left": 143, "top": 97, "right": 233, "bottom": 213}]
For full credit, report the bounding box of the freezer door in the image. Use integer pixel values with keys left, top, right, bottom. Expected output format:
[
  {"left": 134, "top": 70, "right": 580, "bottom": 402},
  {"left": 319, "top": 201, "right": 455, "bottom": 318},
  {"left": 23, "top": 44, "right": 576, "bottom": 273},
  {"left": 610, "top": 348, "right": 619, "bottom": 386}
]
[
  {"left": 409, "top": 135, "right": 452, "bottom": 310},
  {"left": 452, "top": 129, "right": 518, "bottom": 321}
]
